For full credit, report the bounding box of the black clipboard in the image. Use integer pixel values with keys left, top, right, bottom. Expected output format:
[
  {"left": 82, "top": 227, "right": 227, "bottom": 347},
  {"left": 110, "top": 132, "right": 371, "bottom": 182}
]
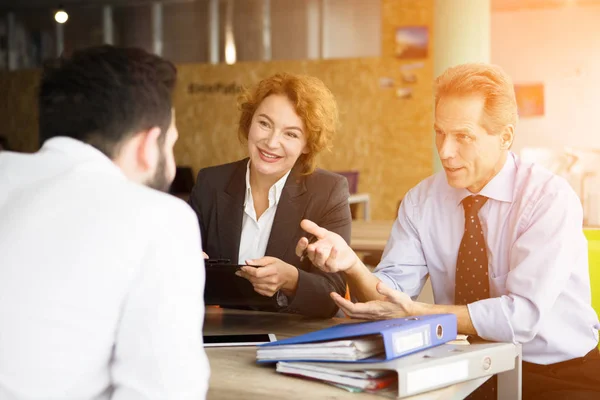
[{"left": 204, "top": 260, "right": 279, "bottom": 310}]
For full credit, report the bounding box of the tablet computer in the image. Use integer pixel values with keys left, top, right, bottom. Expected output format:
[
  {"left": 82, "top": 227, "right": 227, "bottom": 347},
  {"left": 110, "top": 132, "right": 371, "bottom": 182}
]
[
  {"left": 204, "top": 262, "right": 279, "bottom": 310},
  {"left": 203, "top": 333, "right": 277, "bottom": 347}
]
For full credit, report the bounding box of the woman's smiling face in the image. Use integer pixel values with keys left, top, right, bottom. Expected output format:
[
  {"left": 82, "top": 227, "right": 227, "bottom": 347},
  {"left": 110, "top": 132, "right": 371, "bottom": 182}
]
[{"left": 247, "top": 94, "right": 308, "bottom": 180}]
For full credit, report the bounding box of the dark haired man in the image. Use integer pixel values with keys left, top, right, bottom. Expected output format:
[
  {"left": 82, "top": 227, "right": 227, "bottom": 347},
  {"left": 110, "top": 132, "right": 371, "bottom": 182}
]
[{"left": 0, "top": 46, "right": 209, "bottom": 399}]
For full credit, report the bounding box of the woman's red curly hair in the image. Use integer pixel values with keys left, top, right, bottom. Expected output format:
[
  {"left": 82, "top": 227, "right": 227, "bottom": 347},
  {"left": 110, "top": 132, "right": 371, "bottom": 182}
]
[{"left": 238, "top": 73, "right": 339, "bottom": 174}]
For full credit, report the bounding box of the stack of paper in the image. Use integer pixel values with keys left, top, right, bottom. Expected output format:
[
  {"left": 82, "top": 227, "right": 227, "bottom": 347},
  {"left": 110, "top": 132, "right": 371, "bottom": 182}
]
[
  {"left": 276, "top": 362, "right": 397, "bottom": 393},
  {"left": 257, "top": 315, "right": 459, "bottom": 397},
  {"left": 257, "top": 335, "right": 384, "bottom": 362},
  {"left": 447, "top": 334, "right": 470, "bottom": 345}
]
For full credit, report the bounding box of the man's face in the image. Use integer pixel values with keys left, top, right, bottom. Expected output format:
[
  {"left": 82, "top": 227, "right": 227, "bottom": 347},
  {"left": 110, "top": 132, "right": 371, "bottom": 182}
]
[
  {"left": 146, "top": 110, "right": 178, "bottom": 192},
  {"left": 434, "top": 95, "right": 507, "bottom": 193}
]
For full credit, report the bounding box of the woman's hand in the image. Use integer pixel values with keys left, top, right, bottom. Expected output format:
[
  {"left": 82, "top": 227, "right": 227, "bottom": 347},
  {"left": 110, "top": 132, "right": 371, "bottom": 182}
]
[{"left": 235, "top": 256, "right": 299, "bottom": 298}]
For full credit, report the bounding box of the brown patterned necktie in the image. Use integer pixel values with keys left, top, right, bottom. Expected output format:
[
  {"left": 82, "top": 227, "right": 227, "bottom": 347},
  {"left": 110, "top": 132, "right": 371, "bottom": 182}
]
[
  {"left": 456, "top": 195, "right": 497, "bottom": 400},
  {"left": 455, "top": 195, "right": 490, "bottom": 304}
]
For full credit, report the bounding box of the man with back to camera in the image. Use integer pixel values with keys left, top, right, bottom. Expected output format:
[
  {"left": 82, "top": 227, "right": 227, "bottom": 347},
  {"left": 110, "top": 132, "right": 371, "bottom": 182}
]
[
  {"left": 0, "top": 45, "right": 210, "bottom": 399},
  {"left": 297, "top": 63, "right": 600, "bottom": 399}
]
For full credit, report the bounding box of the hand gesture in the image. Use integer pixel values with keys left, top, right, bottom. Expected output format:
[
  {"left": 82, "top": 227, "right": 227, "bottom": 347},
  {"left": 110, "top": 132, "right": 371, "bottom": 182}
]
[
  {"left": 331, "top": 282, "right": 415, "bottom": 320},
  {"left": 295, "top": 219, "right": 360, "bottom": 273}
]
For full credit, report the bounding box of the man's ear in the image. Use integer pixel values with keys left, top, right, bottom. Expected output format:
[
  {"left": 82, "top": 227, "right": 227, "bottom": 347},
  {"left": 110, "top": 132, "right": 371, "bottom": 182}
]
[
  {"left": 500, "top": 124, "right": 515, "bottom": 149},
  {"left": 137, "top": 127, "right": 162, "bottom": 171}
]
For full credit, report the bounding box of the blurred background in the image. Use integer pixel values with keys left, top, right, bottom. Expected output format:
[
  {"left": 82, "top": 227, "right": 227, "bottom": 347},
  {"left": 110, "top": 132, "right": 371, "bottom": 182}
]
[
  {"left": 1, "top": 0, "right": 600, "bottom": 225},
  {"left": 0, "top": 0, "right": 381, "bottom": 68}
]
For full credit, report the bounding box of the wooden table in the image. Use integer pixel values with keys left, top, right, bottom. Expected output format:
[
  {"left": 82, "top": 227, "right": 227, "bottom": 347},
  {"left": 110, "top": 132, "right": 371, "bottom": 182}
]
[
  {"left": 351, "top": 219, "right": 394, "bottom": 253},
  {"left": 203, "top": 308, "right": 521, "bottom": 399}
]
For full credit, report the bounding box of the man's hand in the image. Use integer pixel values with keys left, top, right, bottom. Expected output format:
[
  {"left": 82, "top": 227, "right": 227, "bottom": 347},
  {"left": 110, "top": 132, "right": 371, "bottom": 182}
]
[
  {"left": 235, "top": 256, "right": 299, "bottom": 297},
  {"left": 331, "top": 281, "right": 415, "bottom": 320},
  {"left": 202, "top": 252, "right": 209, "bottom": 259},
  {"left": 295, "top": 219, "right": 360, "bottom": 273}
]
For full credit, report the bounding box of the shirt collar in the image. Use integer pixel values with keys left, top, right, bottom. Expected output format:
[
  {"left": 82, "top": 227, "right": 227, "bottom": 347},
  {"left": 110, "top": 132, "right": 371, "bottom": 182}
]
[
  {"left": 448, "top": 152, "right": 517, "bottom": 207},
  {"left": 41, "top": 137, "right": 125, "bottom": 178},
  {"left": 244, "top": 160, "right": 291, "bottom": 208}
]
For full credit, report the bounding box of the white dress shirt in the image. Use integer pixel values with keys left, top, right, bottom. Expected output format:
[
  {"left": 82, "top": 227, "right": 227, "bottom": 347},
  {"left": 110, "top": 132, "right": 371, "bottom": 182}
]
[
  {"left": 238, "top": 161, "right": 290, "bottom": 264},
  {"left": 374, "top": 152, "right": 600, "bottom": 364},
  {"left": 0, "top": 137, "right": 210, "bottom": 399}
]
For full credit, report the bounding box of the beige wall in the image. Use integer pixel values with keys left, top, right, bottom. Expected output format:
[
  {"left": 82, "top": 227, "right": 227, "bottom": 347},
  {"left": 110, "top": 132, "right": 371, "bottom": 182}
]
[
  {"left": 270, "top": 0, "right": 309, "bottom": 61},
  {"left": 322, "top": 0, "right": 382, "bottom": 59},
  {"left": 492, "top": 5, "right": 600, "bottom": 154}
]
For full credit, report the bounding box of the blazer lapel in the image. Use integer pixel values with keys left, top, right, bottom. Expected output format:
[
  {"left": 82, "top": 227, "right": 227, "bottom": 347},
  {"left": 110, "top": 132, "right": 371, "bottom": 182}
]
[
  {"left": 265, "top": 164, "right": 310, "bottom": 260},
  {"left": 216, "top": 160, "right": 247, "bottom": 262}
]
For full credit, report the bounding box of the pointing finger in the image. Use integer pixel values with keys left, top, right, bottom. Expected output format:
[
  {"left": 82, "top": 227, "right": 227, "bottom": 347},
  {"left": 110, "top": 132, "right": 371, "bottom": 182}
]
[{"left": 300, "top": 219, "right": 329, "bottom": 240}]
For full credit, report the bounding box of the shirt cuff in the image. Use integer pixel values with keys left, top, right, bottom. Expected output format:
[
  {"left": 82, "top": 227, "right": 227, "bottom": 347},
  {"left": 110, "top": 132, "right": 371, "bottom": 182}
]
[
  {"left": 373, "top": 271, "right": 420, "bottom": 301},
  {"left": 373, "top": 271, "right": 399, "bottom": 291},
  {"left": 468, "top": 297, "right": 515, "bottom": 343},
  {"left": 276, "top": 290, "right": 289, "bottom": 307}
]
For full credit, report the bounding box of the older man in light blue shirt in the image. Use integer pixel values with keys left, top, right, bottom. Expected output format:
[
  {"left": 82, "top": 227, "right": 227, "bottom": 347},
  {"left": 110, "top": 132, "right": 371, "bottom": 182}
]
[
  {"left": 375, "top": 151, "right": 599, "bottom": 364},
  {"left": 297, "top": 63, "right": 600, "bottom": 399}
]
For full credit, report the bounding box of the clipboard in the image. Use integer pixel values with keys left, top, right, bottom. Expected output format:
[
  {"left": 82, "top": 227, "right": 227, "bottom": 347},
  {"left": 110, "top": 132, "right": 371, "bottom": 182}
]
[{"left": 204, "top": 261, "right": 279, "bottom": 311}]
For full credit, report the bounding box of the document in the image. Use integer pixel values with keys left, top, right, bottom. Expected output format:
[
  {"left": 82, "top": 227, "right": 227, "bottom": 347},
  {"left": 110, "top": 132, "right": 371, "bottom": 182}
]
[
  {"left": 276, "top": 361, "right": 397, "bottom": 391},
  {"left": 257, "top": 335, "right": 384, "bottom": 362}
]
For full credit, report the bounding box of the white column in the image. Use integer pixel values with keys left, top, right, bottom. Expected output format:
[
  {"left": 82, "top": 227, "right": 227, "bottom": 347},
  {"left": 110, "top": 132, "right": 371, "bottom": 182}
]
[
  {"left": 433, "top": 0, "right": 491, "bottom": 172},
  {"left": 103, "top": 5, "right": 114, "bottom": 45},
  {"left": 55, "top": 22, "right": 64, "bottom": 57},
  {"left": 151, "top": 2, "right": 163, "bottom": 56},
  {"left": 224, "top": 0, "right": 236, "bottom": 65},
  {"left": 7, "top": 12, "right": 16, "bottom": 70},
  {"left": 261, "top": 0, "right": 271, "bottom": 61},
  {"left": 208, "top": 0, "right": 219, "bottom": 64},
  {"left": 306, "top": 0, "right": 321, "bottom": 59},
  {"left": 320, "top": 0, "right": 329, "bottom": 59}
]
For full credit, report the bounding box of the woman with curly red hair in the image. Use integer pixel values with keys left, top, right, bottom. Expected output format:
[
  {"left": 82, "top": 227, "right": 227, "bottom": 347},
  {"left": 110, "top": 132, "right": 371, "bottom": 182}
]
[{"left": 188, "top": 73, "right": 351, "bottom": 318}]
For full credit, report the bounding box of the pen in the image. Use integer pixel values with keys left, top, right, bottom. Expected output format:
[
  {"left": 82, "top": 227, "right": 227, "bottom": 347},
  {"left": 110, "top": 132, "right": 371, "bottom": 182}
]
[
  {"left": 300, "top": 235, "right": 318, "bottom": 261},
  {"left": 205, "top": 258, "right": 232, "bottom": 264}
]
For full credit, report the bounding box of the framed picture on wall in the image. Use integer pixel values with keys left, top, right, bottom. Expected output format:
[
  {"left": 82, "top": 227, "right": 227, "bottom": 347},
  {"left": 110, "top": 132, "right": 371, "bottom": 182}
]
[
  {"left": 514, "top": 83, "right": 545, "bottom": 117},
  {"left": 395, "top": 26, "right": 429, "bottom": 59}
]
